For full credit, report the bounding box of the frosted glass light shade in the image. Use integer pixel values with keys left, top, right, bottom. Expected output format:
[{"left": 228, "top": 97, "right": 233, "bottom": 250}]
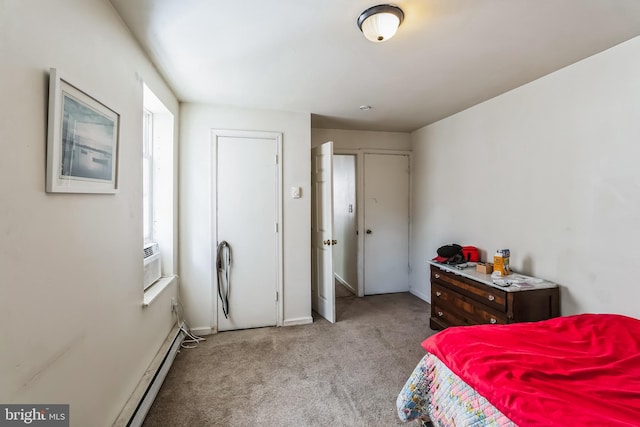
[
  {"left": 361, "top": 12, "right": 400, "bottom": 42},
  {"left": 357, "top": 5, "right": 404, "bottom": 43}
]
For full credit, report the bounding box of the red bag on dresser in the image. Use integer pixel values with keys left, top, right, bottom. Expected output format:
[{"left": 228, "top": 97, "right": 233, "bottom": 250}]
[{"left": 462, "top": 246, "right": 479, "bottom": 262}]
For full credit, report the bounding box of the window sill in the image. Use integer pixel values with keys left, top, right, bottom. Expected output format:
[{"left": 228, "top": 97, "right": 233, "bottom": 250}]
[{"left": 143, "top": 276, "right": 177, "bottom": 307}]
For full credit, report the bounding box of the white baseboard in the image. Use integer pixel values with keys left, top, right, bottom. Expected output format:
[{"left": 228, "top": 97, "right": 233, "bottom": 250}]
[
  {"left": 409, "top": 288, "right": 430, "bottom": 303},
  {"left": 113, "top": 325, "right": 184, "bottom": 427},
  {"left": 190, "top": 326, "right": 214, "bottom": 336},
  {"left": 283, "top": 316, "right": 313, "bottom": 326},
  {"left": 334, "top": 273, "right": 357, "bottom": 294},
  {"left": 192, "top": 318, "right": 312, "bottom": 331}
]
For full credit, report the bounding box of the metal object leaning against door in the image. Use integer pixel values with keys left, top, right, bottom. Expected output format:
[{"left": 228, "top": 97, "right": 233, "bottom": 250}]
[{"left": 216, "top": 241, "right": 232, "bottom": 318}]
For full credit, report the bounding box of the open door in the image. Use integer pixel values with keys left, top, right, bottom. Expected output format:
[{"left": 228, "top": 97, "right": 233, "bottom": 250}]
[{"left": 311, "top": 141, "right": 336, "bottom": 323}]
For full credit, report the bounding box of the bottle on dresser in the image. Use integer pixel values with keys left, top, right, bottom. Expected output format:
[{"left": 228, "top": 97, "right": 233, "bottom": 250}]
[{"left": 493, "top": 249, "right": 511, "bottom": 276}]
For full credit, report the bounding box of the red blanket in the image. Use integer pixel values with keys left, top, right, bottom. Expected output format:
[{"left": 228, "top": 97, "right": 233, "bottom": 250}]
[{"left": 422, "top": 314, "right": 640, "bottom": 427}]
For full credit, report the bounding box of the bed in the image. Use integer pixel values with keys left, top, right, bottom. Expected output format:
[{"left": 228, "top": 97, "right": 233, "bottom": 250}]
[{"left": 397, "top": 313, "right": 640, "bottom": 427}]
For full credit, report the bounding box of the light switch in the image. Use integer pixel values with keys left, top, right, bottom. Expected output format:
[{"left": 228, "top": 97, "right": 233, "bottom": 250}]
[{"left": 291, "top": 186, "right": 302, "bottom": 199}]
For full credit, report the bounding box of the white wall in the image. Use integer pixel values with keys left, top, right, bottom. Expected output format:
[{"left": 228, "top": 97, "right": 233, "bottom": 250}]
[
  {"left": 0, "top": 1, "right": 179, "bottom": 425},
  {"left": 410, "top": 36, "right": 640, "bottom": 317},
  {"left": 180, "top": 103, "right": 311, "bottom": 332},
  {"left": 333, "top": 155, "right": 357, "bottom": 290},
  {"left": 311, "top": 128, "right": 411, "bottom": 150}
]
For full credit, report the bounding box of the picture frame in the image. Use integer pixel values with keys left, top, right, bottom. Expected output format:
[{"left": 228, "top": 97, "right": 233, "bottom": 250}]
[{"left": 46, "top": 68, "right": 120, "bottom": 193}]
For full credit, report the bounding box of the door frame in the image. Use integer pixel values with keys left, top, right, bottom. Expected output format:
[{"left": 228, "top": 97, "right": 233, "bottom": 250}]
[
  {"left": 210, "top": 129, "right": 284, "bottom": 332},
  {"left": 334, "top": 148, "right": 412, "bottom": 298}
]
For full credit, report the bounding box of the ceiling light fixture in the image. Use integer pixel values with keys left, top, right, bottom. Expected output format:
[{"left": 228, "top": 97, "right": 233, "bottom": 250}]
[
  {"left": 359, "top": 105, "right": 372, "bottom": 111},
  {"left": 357, "top": 4, "right": 404, "bottom": 43}
]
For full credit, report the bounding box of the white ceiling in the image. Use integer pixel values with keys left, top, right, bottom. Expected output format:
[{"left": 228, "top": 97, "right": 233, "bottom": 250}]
[{"left": 110, "top": 0, "right": 640, "bottom": 132}]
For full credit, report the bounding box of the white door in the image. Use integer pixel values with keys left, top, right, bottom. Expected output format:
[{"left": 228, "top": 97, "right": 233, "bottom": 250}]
[
  {"left": 215, "top": 131, "right": 280, "bottom": 331},
  {"left": 363, "top": 153, "right": 409, "bottom": 295},
  {"left": 311, "top": 142, "right": 335, "bottom": 323}
]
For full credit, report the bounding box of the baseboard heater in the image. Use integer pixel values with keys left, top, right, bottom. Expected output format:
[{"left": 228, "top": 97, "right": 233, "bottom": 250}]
[{"left": 113, "top": 325, "right": 184, "bottom": 427}]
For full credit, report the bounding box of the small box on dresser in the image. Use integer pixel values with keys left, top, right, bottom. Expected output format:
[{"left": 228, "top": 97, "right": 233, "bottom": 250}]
[{"left": 429, "top": 262, "right": 560, "bottom": 330}]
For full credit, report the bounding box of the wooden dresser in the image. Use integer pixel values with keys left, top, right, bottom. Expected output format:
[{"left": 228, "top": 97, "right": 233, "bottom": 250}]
[{"left": 429, "top": 262, "right": 560, "bottom": 330}]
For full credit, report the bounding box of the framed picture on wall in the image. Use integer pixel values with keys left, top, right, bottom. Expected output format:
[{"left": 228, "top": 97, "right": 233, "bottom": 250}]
[{"left": 46, "top": 68, "right": 120, "bottom": 193}]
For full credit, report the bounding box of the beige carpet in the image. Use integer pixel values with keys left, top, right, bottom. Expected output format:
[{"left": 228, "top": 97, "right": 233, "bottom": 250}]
[{"left": 142, "top": 292, "right": 434, "bottom": 426}]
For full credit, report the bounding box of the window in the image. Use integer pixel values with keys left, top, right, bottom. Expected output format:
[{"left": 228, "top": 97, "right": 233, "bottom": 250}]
[
  {"left": 143, "top": 109, "right": 154, "bottom": 244},
  {"left": 142, "top": 84, "right": 175, "bottom": 292}
]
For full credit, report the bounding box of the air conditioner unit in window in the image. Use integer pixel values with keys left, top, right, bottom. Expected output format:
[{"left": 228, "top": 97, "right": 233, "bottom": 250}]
[{"left": 144, "top": 242, "right": 161, "bottom": 290}]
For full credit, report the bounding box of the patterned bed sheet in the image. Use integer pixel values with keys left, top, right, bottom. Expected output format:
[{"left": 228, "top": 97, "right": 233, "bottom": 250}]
[{"left": 397, "top": 353, "right": 516, "bottom": 427}]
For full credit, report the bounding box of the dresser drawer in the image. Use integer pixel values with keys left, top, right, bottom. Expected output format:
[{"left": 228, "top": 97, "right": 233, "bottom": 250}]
[
  {"left": 432, "top": 283, "right": 507, "bottom": 326},
  {"left": 431, "top": 304, "right": 466, "bottom": 327},
  {"left": 432, "top": 303, "right": 507, "bottom": 327},
  {"left": 431, "top": 268, "right": 506, "bottom": 312}
]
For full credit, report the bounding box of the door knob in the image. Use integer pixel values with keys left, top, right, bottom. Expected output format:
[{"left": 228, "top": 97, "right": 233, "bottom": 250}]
[
  {"left": 366, "top": 229, "right": 372, "bottom": 234},
  {"left": 323, "top": 240, "right": 331, "bottom": 245}
]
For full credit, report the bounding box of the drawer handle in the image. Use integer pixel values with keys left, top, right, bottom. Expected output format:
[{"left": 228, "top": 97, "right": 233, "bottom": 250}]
[
  {"left": 490, "top": 318, "right": 497, "bottom": 324},
  {"left": 434, "top": 274, "right": 440, "bottom": 279},
  {"left": 437, "top": 311, "right": 443, "bottom": 317},
  {"left": 488, "top": 295, "right": 495, "bottom": 301},
  {"left": 435, "top": 291, "right": 442, "bottom": 297}
]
